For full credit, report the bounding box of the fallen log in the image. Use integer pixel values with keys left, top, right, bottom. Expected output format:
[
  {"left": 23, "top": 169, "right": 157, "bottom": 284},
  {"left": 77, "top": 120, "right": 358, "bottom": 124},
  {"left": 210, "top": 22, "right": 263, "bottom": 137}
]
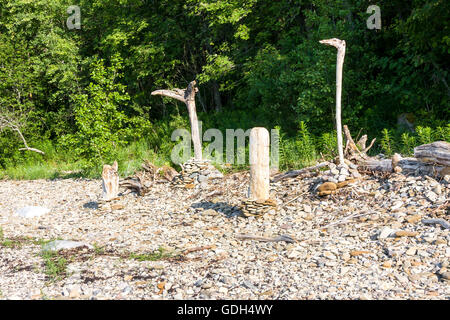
[
  {"left": 414, "top": 141, "right": 450, "bottom": 166},
  {"left": 360, "top": 155, "right": 450, "bottom": 177}
]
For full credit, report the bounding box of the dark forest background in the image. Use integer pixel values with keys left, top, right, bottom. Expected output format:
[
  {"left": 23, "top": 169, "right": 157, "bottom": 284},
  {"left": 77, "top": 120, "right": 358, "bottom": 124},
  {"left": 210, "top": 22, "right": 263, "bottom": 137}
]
[{"left": 0, "top": 0, "right": 448, "bottom": 178}]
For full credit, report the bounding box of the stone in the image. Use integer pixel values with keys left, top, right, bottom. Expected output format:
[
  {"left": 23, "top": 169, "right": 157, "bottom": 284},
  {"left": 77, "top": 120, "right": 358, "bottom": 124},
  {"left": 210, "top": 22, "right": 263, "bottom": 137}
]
[
  {"left": 350, "top": 250, "right": 371, "bottom": 257},
  {"left": 318, "top": 182, "right": 337, "bottom": 193},
  {"left": 393, "top": 166, "right": 402, "bottom": 173},
  {"left": 379, "top": 227, "right": 394, "bottom": 239},
  {"left": 405, "top": 215, "right": 421, "bottom": 224},
  {"left": 406, "top": 247, "right": 417, "bottom": 256},
  {"left": 42, "top": 240, "right": 93, "bottom": 252},
  {"left": 15, "top": 206, "right": 50, "bottom": 218},
  {"left": 111, "top": 204, "right": 125, "bottom": 210},
  {"left": 395, "top": 231, "right": 418, "bottom": 237},
  {"left": 391, "top": 201, "right": 403, "bottom": 211},
  {"left": 425, "top": 191, "right": 438, "bottom": 203}
]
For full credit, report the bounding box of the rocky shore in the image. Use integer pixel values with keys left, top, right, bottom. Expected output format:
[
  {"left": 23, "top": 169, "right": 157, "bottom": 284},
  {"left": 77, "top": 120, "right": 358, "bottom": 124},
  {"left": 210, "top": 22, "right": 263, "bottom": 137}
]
[{"left": 0, "top": 169, "right": 448, "bottom": 300}]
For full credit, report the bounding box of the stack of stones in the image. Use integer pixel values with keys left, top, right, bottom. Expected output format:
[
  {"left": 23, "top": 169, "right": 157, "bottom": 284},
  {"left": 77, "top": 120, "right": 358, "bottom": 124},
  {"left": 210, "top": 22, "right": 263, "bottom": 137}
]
[
  {"left": 318, "top": 161, "right": 361, "bottom": 196},
  {"left": 321, "top": 161, "right": 361, "bottom": 183},
  {"left": 172, "top": 158, "right": 223, "bottom": 188},
  {"left": 239, "top": 199, "right": 277, "bottom": 218}
]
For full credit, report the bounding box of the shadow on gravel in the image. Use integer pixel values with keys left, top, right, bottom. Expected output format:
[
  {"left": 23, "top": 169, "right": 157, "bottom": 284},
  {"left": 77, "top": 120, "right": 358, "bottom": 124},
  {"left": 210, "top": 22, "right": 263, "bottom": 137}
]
[{"left": 191, "top": 201, "right": 242, "bottom": 218}]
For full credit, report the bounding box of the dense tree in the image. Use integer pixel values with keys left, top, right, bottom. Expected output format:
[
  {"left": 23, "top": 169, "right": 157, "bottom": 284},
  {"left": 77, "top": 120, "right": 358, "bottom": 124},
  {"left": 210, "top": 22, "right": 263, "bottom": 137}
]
[{"left": 0, "top": 0, "right": 448, "bottom": 170}]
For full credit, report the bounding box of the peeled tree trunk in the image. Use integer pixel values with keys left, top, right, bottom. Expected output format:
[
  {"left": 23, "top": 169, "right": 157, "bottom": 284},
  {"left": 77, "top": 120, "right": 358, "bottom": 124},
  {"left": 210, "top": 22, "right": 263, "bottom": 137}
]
[
  {"left": 151, "top": 80, "right": 202, "bottom": 160},
  {"left": 320, "top": 38, "right": 346, "bottom": 165}
]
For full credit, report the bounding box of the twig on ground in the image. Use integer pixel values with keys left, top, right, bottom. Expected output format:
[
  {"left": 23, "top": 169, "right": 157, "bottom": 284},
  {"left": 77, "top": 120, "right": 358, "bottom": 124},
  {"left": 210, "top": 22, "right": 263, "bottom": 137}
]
[
  {"left": 235, "top": 233, "right": 297, "bottom": 243},
  {"left": 319, "top": 212, "right": 373, "bottom": 229},
  {"left": 422, "top": 219, "right": 450, "bottom": 230}
]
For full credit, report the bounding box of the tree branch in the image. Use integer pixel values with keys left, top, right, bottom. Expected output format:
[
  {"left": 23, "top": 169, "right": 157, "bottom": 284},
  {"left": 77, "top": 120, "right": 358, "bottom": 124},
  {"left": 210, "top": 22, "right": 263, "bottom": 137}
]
[{"left": 151, "top": 90, "right": 186, "bottom": 103}]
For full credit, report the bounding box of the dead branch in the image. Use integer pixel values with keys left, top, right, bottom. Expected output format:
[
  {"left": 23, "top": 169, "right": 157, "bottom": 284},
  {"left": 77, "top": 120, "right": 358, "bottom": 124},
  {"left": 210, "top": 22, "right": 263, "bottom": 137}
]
[
  {"left": 272, "top": 162, "right": 330, "bottom": 182},
  {"left": 422, "top": 219, "right": 450, "bottom": 230},
  {"left": 235, "top": 233, "right": 297, "bottom": 243},
  {"left": 151, "top": 80, "right": 202, "bottom": 160},
  {"left": 0, "top": 116, "right": 44, "bottom": 155}
]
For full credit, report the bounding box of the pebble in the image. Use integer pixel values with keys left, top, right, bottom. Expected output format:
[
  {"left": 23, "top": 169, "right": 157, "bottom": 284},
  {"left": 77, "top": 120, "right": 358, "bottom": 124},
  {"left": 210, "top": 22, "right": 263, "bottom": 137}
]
[
  {"left": 0, "top": 164, "right": 448, "bottom": 300},
  {"left": 14, "top": 206, "right": 50, "bottom": 218}
]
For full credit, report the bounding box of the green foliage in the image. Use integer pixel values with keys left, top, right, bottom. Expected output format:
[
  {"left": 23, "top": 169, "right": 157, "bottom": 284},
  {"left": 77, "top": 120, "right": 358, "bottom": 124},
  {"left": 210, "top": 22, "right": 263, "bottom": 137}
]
[
  {"left": 380, "top": 129, "right": 394, "bottom": 156},
  {"left": 379, "top": 124, "right": 450, "bottom": 156},
  {"left": 0, "top": 0, "right": 448, "bottom": 178},
  {"left": 40, "top": 250, "right": 68, "bottom": 282},
  {"left": 400, "top": 133, "right": 416, "bottom": 156},
  {"left": 129, "top": 247, "right": 174, "bottom": 262},
  {"left": 60, "top": 56, "right": 151, "bottom": 168}
]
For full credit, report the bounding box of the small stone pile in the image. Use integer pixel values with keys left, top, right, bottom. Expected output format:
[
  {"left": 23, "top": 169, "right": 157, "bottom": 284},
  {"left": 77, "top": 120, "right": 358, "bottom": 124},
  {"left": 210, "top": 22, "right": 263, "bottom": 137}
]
[
  {"left": 317, "top": 161, "right": 362, "bottom": 196},
  {"left": 239, "top": 198, "right": 277, "bottom": 217},
  {"left": 321, "top": 161, "right": 361, "bottom": 183},
  {"left": 172, "top": 158, "right": 223, "bottom": 188}
]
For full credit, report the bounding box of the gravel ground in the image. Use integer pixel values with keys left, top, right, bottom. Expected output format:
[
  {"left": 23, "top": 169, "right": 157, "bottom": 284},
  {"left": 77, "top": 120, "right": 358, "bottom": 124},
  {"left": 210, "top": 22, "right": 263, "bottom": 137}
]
[{"left": 0, "top": 170, "right": 449, "bottom": 300}]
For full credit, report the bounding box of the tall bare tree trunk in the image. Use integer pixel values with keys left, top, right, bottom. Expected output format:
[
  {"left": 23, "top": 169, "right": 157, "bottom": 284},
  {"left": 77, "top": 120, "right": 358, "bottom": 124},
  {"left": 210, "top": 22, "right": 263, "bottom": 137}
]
[
  {"left": 320, "top": 38, "right": 346, "bottom": 165},
  {"left": 151, "top": 80, "right": 202, "bottom": 160}
]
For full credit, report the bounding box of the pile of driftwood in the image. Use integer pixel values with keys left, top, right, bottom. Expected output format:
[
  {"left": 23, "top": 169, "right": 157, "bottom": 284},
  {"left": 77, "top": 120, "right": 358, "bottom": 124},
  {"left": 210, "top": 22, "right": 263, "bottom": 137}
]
[
  {"left": 273, "top": 125, "right": 450, "bottom": 183},
  {"left": 120, "top": 161, "right": 178, "bottom": 196}
]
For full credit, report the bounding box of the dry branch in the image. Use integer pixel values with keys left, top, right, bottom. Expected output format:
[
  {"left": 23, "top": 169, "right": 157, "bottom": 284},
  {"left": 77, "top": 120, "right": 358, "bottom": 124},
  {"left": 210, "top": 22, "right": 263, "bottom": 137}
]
[
  {"left": 235, "top": 233, "right": 296, "bottom": 243},
  {"left": 272, "top": 162, "right": 330, "bottom": 182},
  {"left": 151, "top": 80, "right": 202, "bottom": 160},
  {"left": 422, "top": 219, "right": 450, "bottom": 230},
  {"left": 0, "top": 116, "right": 45, "bottom": 154}
]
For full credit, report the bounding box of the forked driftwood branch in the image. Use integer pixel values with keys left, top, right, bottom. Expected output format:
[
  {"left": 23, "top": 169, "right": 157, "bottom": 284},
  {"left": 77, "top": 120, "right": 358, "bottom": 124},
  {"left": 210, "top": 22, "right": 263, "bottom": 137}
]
[
  {"left": 0, "top": 116, "right": 45, "bottom": 154},
  {"left": 152, "top": 80, "right": 202, "bottom": 160}
]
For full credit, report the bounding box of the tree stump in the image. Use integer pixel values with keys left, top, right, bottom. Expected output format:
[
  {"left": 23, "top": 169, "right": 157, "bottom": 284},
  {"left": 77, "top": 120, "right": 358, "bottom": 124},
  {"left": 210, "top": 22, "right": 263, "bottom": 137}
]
[{"left": 101, "top": 161, "right": 119, "bottom": 201}]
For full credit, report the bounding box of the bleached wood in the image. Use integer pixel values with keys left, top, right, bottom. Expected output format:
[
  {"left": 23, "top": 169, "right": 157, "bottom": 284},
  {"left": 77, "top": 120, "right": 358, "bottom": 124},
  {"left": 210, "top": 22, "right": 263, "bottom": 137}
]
[
  {"left": 320, "top": 38, "right": 346, "bottom": 165},
  {"left": 414, "top": 141, "right": 450, "bottom": 166},
  {"left": 272, "top": 161, "right": 330, "bottom": 182},
  {"left": 151, "top": 80, "right": 202, "bottom": 160},
  {"left": 249, "top": 127, "right": 270, "bottom": 201},
  {"left": 101, "top": 161, "right": 119, "bottom": 200}
]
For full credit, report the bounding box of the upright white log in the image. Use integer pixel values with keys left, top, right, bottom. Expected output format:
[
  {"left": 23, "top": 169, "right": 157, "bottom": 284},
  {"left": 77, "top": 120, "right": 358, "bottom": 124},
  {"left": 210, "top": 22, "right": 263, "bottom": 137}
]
[
  {"left": 101, "top": 161, "right": 119, "bottom": 201},
  {"left": 320, "top": 38, "right": 346, "bottom": 165},
  {"left": 249, "top": 127, "right": 270, "bottom": 201}
]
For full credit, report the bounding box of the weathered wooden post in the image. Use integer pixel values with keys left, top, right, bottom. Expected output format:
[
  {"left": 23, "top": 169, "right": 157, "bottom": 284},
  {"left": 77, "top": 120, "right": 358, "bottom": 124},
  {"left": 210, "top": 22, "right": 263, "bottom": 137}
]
[
  {"left": 320, "top": 38, "right": 346, "bottom": 165},
  {"left": 240, "top": 127, "right": 276, "bottom": 217},
  {"left": 101, "top": 161, "right": 119, "bottom": 201},
  {"left": 249, "top": 127, "right": 270, "bottom": 200}
]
